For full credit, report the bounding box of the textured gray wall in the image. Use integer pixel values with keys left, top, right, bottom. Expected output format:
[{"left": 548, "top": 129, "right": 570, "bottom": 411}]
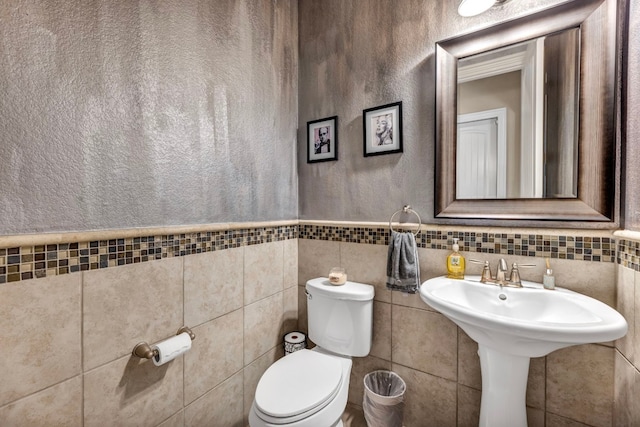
[
  {"left": 624, "top": 0, "right": 639, "bottom": 230},
  {"left": 0, "top": 0, "right": 298, "bottom": 234},
  {"left": 2, "top": 0, "right": 633, "bottom": 233},
  {"left": 297, "top": 0, "right": 619, "bottom": 223}
]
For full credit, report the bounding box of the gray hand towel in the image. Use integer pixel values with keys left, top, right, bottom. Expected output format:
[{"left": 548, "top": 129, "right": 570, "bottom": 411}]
[{"left": 386, "top": 231, "right": 420, "bottom": 294}]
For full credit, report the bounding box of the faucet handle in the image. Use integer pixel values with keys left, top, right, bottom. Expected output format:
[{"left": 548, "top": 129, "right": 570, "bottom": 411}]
[
  {"left": 480, "top": 261, "right": 493, "bottom": 283},
  {"left": 508, "top": 263, "right": 536, "bottom": 287},
  {"left": 509, "top": 263, "right": 522, "bottom": 287},
  {"left": 508, "top": 262, "right": 537, "bottom": 286},
  {"left": 469, "top": 259, "right": 493, "bottom": 283}
]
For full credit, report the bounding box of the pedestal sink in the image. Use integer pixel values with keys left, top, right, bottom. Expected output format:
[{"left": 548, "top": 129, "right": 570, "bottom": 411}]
[{"left": 420, "top": 276, "right": 627, "bottom": 427}]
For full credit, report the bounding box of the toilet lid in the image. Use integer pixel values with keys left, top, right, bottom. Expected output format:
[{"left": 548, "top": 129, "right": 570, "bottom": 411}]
[{"left": 254, "top": 349, "right": 343, "bottom": 419}]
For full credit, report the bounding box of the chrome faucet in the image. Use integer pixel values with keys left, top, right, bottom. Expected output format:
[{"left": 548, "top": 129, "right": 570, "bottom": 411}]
[
  {"left": 471, "top": 259, "right": 533, "bottom": 288},
  {"left": 494, "top": 259, "right": 508, "bottom": 285}
]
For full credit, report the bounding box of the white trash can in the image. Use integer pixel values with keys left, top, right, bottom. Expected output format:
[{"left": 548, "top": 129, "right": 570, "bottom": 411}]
[{"left": 363, "top": 370, "right": 406, "bottom": 427}]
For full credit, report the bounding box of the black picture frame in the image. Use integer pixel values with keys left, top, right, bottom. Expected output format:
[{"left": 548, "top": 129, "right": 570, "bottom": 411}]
[
  {"left": 363, "top": 101, "right": 403, "bottom": 157},
  {"left": 307, "top": 116, "right": 338, "bottom": 163}
]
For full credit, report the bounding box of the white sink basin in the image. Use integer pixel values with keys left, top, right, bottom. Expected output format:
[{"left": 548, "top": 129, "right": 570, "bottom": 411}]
[
  {"left": 420, "top": 275, "right": 628, "bottom": 427},
  {"left": 420, "top": 275, "right": 627, "bottom": 357}
]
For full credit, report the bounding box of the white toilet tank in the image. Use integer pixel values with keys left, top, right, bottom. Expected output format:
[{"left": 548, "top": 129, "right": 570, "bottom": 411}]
[{"left": 305, "top": 277, "right": 375, "bottom": 357}]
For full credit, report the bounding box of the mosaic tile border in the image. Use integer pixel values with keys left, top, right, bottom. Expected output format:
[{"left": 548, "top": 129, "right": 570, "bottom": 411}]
[
  {"left": 617, "top": 239, "right": 640, "bottom": 271},
  {"left": 3, "top": 223, "right": 635, "bottom": 285},
  {"left": 299, "top": 224, "right": 616, "bottom": 263},
  {"left": 0, "top": 225, "right": 297, "bottom": 284}
]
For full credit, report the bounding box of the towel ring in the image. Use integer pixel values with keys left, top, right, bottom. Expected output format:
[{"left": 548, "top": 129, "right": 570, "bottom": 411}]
[{"left": 389, "top": 205, "right": 421, "bottom": 236}]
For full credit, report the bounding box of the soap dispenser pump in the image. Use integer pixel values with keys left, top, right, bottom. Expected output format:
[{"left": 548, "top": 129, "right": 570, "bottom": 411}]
[{"left": 447, "top": 238, "right": 466, "bottom": 279}]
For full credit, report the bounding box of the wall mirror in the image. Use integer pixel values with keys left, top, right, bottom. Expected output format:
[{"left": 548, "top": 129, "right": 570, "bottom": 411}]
[{"left": 435, "top": 0, "right": 619, "bottom": 227}]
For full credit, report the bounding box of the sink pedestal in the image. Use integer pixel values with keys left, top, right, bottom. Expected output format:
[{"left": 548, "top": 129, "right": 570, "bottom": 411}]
[
  {"left": 478, "top": 345, "right": 530, "bottom": 427},
  {"left": 420, "top": 276, "right": 628, "bottom": 427}
]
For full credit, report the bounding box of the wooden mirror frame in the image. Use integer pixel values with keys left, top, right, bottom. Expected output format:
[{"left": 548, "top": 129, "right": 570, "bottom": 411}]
[{"left": 435, "top": 0, "right": 621, "bottom": 228}]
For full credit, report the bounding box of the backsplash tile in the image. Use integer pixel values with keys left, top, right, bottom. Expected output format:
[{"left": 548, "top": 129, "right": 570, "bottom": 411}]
[
  {"left": 0, "top": 225, "right": 297, "bottom": 285},
  {"left": 300, "top": 224, "right": 616, "bottom": 262},
  {"left": 1, "top": 223, "right": 632, "bottom": 285},
  {"left": 617, "top": 239, "right": 640, "bottom": 271}
]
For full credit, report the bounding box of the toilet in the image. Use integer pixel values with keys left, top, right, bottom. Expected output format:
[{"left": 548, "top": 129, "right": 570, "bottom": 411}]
[{"left": 249, "top": 277, "right": 375, "bottom": 427}]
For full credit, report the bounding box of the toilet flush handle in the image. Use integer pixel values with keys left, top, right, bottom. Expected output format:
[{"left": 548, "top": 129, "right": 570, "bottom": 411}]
[{"left": 305, "top": 290, "right": 312, "bottom": 300}]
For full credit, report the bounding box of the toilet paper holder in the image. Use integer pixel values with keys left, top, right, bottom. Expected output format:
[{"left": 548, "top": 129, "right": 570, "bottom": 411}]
[{"left": 132, "top": 326, "right": 196, "bottom": 359}]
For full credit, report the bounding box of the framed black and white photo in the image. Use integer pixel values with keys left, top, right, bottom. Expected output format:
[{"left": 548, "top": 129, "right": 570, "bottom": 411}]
[
  {"left": 307, "top": 116, "right": 338, "bottom": 163},
  {"left": 363, "top": 101, "right": 403, "bottom": 157}
]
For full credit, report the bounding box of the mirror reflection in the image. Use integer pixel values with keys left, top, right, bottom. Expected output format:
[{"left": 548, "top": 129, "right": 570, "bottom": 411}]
[{"left": 456, "top": 27, "right": 580, "bottom": 200}]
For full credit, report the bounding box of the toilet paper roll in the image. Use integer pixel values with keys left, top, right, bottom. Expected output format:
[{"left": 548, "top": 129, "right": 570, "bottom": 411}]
[
  {"left": 283, "top": 332, "right": 307, "bottom": 355},
  {"left": 152, "top": 332, "right": 192, "bottom": 366}
]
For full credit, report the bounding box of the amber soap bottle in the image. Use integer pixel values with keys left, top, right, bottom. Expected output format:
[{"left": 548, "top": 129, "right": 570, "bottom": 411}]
[{"left": 446, "top": 238, "right": 466, "bottom": 279}]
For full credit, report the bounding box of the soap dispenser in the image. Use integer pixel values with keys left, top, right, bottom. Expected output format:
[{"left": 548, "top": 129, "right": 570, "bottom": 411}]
[
  {"left": 447, "top": 238, "right": 466, "bottom": 279},
  {"left": 543, "top": 258, "right": 555, "bottom": 290}
]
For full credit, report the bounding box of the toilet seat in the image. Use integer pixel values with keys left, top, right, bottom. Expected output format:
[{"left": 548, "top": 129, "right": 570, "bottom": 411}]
[{"left": 254, "top": 349, "right": 344, "bottom": 424}]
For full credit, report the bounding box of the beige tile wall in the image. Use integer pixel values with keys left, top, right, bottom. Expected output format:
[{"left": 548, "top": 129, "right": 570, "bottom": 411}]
[
  {"left": 0, "top": 238, "right": 298, "bottom": 427},
  {"left": 614, "top": 264, "right": 640, "bottom": 426},
  {"left": 2, "top": 228, "right": 637, "bottom": 427},
  {"left": 298, "top": 238, "right": 622, "bottom": 427}
]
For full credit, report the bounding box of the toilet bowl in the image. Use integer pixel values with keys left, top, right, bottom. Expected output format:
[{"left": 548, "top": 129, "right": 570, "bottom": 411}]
[
  {"left": 248, "top": 348, "right": 351, "bottom": 427},
  {"left": 249, "top": 278, "right": 374, "bottom": 427}
]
